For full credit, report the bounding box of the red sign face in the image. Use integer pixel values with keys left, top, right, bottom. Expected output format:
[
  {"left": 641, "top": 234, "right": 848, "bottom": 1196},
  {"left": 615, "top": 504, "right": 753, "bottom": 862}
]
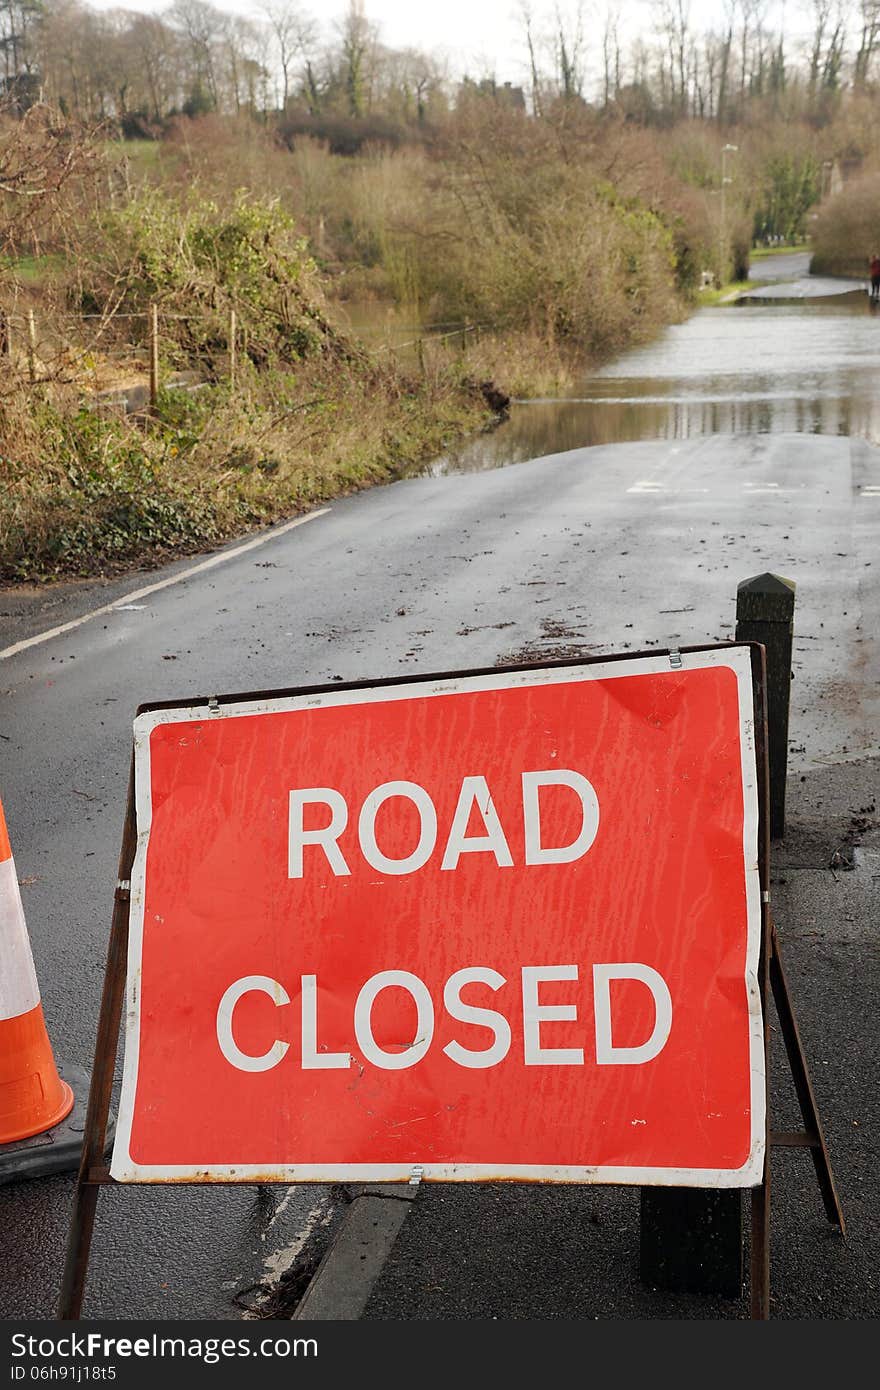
[{"left": 113, "top": 649, "right": 765, "bottom": 1187}]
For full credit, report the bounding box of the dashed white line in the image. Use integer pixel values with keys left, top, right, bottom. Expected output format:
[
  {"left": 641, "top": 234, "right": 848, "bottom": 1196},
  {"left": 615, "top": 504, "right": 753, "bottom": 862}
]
[{"left": 627, "top": 478, "right": 803, "bottom": 496}]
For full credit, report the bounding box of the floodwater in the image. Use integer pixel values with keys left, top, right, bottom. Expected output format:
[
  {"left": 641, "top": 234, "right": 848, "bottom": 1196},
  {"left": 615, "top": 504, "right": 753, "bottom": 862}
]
[
  {"left": 431, "top": 292, "right": 880, "bottom": 474},
  {"left": 333, "top": 266, "right": 880, "bottom": 475}
]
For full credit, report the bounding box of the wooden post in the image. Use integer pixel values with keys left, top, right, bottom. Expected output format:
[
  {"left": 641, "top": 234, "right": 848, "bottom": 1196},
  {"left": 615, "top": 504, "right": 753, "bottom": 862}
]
[
  {"left": 735, "top": 573, "right": 796, "bottom": 840},
  {"left": 26, "top": 308, "right": 37, "bottom": 383},
  {"left": 0, "top": 310, "right": 10, "bottom": 358},
  {"left": 149, "top": 303, "right": 159, "bottom": 410},
  {"left": 416, "top": 337, "right": 425, "bottom": 376},
  {"left": 229, "top": 308, "right": 236, "bottom": 391}
]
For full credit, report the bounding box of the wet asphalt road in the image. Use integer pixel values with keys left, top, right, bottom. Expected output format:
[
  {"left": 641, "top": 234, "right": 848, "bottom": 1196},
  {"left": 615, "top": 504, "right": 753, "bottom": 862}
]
[
  {"left": 743, "top": 248, "right": 865, "bottom": 299},
  {"left": 1, "top": 422, "right": 878, "bottom": 1319}
]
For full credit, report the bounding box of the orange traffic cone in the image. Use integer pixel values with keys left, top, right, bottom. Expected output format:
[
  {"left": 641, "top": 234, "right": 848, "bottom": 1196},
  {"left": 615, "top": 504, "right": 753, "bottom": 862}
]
[{"left": 0, "top": 794, "right": 74, "bottom": 1143}]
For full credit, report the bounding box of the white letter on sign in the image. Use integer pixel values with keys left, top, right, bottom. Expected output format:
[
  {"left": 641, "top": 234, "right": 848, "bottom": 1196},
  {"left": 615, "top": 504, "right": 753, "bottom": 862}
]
[
  {"left": 592, "top": 964, "right": 673, "bottom": 1065},
  {"left": 289, "top": 789, "right": 350, "bottom": 878},
  {"left": 521, "top": 965, "right": 584, "bottom": 1066},
  {"left": 443, "top": 967, "right": 511, "bottom": 1068},
  {"left": 521, "top": 770, "right": 599, "bottom": 865},
  {"left": 440, "top": 776, "right": 514, "bottom": 870},
  {"left": 354, "top": 970, "right": 434, "bottom": 1069},
  {"left": 301, "top": 975, "right": 350, "bottom": 1069},
  {"left": 358, "top": 781, "right": 438, "bottom": 875},
  {"left": 216, "top": 976, "right": 290, "bottom": 1073}
]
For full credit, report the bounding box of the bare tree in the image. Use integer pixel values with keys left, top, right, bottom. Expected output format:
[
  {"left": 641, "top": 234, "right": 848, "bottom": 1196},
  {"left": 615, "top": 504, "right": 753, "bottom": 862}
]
[
  {"left": 518, "top": 3, "right": 544, "bottom": 116},
  {"left": 337, "top": 0, "right": 377, "bottom": 118},
  {"left": 655, "top": 0, "right": 692, "bottom": 113},
  {"left": 809, "top": 0, "right": 832, "bottom": 93},
  {"left": 716, "top": 1, "right": 735, "bottom": 123},
  {"left": 807, "top": 0, "right": 845, "bottom": 99},
  {"left": 0, "top": 0, "right": 42, "bottom": 87},
  {"left": 602, "top": 3, "right": 621, "bottom": 106},
  {"left": 554, "top": 2, "right": 586, "bottom": 101},
  {"left": 854, "top": 0, "right": 880, "bottom": 84},
  {"left": 379, "top": 45, "right": 444, "bottom": 124},
  {"left": 128, "top": 15, "right": 184, "bottom": 122},
  {"left": 263, "top": 1, "right": 316, "bottom": 110},
  {"left": 169, "top": 0, "right": 225, "bottom": 111},
  {"left": 743, "top": 0, "right": 771, "bottom": 96}
]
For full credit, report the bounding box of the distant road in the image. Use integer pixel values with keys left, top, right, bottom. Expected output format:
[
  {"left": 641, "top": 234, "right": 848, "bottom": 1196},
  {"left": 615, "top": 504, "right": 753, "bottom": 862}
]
[
  {"left": 748, "top": 250, "right": 812, "bottom": 282},
  {"left": 744, "top": 249, "right": 865, "bottom": 299}
]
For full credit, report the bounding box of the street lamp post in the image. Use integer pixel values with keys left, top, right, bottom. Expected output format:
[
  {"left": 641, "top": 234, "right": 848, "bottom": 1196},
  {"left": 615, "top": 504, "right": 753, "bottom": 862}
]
[{"left": 720, "top": 143, "right": 738, "bottom": 283}]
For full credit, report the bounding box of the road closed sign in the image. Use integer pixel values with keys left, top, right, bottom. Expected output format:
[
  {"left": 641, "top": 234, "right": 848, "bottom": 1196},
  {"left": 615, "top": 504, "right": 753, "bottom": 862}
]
[{"left": 112, "top": 647, "right": 765, "bottom": 1187}]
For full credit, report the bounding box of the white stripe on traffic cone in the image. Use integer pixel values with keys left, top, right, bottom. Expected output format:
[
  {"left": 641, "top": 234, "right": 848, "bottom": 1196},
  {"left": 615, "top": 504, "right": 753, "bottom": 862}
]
[{"left": 0, "top": 795, "right": 74, "bottom": 1143}]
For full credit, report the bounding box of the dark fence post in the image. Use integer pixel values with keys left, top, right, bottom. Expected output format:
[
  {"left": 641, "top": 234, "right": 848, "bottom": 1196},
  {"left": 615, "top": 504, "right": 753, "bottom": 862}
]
[{"left": 735, "top": 572, "right": 796, "bottom": 840}]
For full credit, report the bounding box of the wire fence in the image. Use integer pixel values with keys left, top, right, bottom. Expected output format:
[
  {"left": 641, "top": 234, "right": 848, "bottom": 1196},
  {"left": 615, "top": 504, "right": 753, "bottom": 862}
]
[{"left": 0, "top": 302, "right": 489, "bottom": 408}]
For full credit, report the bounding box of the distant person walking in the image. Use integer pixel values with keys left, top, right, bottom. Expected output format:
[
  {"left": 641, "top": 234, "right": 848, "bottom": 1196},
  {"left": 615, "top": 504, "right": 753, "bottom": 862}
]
[{"left": 869, "top": 253, "right": 880, "bottom": 301}]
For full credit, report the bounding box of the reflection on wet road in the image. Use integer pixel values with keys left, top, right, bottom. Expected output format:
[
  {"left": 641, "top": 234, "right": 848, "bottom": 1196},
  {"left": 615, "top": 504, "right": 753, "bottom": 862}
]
[{"left": 432, "top": 297, "right": 880, "bottom": 473}]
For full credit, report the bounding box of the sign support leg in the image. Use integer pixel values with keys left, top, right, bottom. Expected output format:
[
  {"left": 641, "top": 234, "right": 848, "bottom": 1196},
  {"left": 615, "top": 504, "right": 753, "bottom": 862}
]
[
  {"left": 769, "top": 923, "right": 845, "bottom": 1234},
  {"left": 58, "top": 758, "right": 137, "bottom": 1320}
]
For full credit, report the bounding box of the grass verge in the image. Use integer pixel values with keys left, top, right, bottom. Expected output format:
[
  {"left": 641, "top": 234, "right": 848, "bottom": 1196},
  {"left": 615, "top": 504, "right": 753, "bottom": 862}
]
[
  {"left": 696, "top": 278, "right": 767, "bottom": 305},
  {"left": 0, "top": 358, "right": 496, "bottom": 583},
  {"left": 0, "top": 194, "right": 503, "bottom": 584},
  {"left": 750, "top": 243, "right": 809, "bottom": 260}
]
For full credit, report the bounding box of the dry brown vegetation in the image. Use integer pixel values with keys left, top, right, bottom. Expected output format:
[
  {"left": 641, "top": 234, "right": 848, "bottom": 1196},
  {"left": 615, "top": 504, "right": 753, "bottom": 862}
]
[
  {"left": 0, "top": 133, "right": 497, "bottom": 582},
  {"left": 5, "top": 17, "right": 880, "bottom": 584},
  {"left": 811, "top": 172, "right": 880, "bottom": 276}
]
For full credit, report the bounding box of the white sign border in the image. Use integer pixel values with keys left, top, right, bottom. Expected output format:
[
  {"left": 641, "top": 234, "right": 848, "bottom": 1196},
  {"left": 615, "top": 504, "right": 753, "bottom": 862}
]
[{"left": 112, "top": 647, "right": 766, "bottom": 1187}]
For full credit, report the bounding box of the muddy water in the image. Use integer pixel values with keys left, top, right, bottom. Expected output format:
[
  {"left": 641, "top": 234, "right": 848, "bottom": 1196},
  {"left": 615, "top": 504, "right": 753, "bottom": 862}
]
[{"left": 427, "top": 294, "right": 880, "bottom": 474}]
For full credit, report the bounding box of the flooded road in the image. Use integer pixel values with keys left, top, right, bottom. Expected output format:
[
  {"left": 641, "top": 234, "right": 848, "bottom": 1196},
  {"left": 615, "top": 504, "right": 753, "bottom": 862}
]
[{"left": 432, "top": 292, "right": 880, "bottom": 473}]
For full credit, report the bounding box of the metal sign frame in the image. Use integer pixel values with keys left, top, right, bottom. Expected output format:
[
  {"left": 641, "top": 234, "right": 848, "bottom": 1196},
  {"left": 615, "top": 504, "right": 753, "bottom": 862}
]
[{"left": 58, "top": 643, "right": 843, "bottom": 1320}]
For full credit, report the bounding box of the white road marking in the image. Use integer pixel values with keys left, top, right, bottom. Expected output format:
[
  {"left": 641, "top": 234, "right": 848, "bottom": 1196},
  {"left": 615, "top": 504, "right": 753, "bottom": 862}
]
[
  {"left": 626, "top": 483, "right": 708, "bottom": 494},
  {"left": 0, "top": 509, "right": 330, "bottom": 662},
  {"left": 239, "top": 1194, "right": 335, "bottom": 1318},
  {"left": 861, "top": 486, "right": 880, "bottom": 496}
]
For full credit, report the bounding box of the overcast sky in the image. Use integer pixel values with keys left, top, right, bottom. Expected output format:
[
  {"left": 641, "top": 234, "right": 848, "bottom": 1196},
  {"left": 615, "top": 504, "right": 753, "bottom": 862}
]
[
  {"left": 85, "top": 1, "right": 809, "bottom": 89},
  {"left": 82, "top": 0, "right": 548, "bottom": 83}
]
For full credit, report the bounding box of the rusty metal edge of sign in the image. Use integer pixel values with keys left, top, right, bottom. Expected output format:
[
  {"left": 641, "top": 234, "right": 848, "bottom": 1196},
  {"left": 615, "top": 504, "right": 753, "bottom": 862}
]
[{"left": 111, "top": 644, "right": 766, "bottom": 1188}]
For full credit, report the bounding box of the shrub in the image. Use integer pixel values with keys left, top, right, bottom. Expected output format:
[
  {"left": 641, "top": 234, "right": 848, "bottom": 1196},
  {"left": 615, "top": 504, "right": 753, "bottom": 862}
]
[
  {"left": 810, "top": 174, "right": 880, "bottom": 276},
  {"left": 76, "top": 191, "right": 352, "bottom": 374}
]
